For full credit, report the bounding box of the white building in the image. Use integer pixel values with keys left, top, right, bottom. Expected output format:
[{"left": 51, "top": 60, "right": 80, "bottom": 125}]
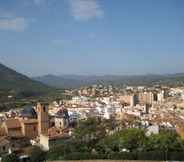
[{"left": 146, "top": 125, "right": 159, "bottom": 136}]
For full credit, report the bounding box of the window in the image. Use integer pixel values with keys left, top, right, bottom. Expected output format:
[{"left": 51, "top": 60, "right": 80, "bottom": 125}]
[{"left": 2, "top": 146, "right": 6, "bottom": 151}]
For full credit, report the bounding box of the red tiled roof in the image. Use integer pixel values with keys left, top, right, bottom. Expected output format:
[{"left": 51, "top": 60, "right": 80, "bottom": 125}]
[{"left": 5, "top": 119, "right": 21, "bottom": 129}]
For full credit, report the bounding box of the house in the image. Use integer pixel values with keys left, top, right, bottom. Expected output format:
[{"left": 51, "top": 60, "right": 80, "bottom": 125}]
[
  {"left": 39, "top": 132, "right": 70, "bottom": 151},
  {"left": 55, "top": 109, "right": 69, "bottom": 129},
  {"left": 1, "top": 118, "right": 23, "bottom": 138},
  {"left": 0, "top": 136, "right": 30, "bottom": 154},
  {"left": 146, "top": 125, "right": 159, "bottom": 136},
  {"left": 19, "top": 106, "right": 38, "bottom": 139},
  {"left": 0, "top": 137, "right": 10, "bottom": 153},
  {"left": 20, "top": 119, "right": 38, "bottom": 139},
  {"left": 0, "top": 103, "right": 50, "bottom": 141}
]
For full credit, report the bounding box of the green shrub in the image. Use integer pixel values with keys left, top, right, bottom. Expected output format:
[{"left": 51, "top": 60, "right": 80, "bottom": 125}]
[{"left": 2, "top": 153, "right": 18, "bottom": 162}]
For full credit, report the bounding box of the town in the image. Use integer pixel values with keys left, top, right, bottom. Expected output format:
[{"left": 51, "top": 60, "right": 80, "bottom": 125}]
[
  {"left": 1, "top": 84, "right": 184, "bottom": 161},
  {"left": 1, "top": 0, "right": 184, "bottom": 161}
]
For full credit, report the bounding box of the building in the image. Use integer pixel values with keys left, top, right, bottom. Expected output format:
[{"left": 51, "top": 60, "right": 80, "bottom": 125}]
[
  {"left": 0, "top": 137, "right": 10, "bottom": 153},
  {"left": 119, "top": 94, "right": 136, "bottom": 106},
  {"left": 20, "top": 106, "right": 38, "bottom": 139},
  {"left": 138, "top": 92, "right": 154, "bottom": 105},
  {"left": 130, "top": 95, "right": 137, "bottom": 107},
  {"left": 39, "top": 132, "right": 70, "bottom": 151},
  {"left": 20, "top": 119, "right": 38, "bottom": 139},
  {"left": 55, "top": 109, "right": 69, "bottom": 130},
  {"left": 0, "top": 103, "right": 50, "bottom": 140},
  {"left": 37, "top": 104, "right": 70, "bottom": 151},
  {"left": 37, "top": 103, "right": 49, "bottom": 136},
  {"left": 146, "top": 125, "right": 160, "bottom": 136},
  {"left": 1, "top": 119, "right": 23, "bottom": 138},
  {"left": 157, "top": 90, "right": 165, "bottom": 102}
]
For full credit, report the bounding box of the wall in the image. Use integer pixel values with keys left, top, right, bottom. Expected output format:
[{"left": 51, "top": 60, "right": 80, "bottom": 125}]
[
  {"left": 40, "top": 134, "right": 49, "bottom": 151},
  {"left": 21, "top": 122, "right": 38, "bottom": 139},
  {"left": 47, "top": 160, "right": 163, "bottom": 162}
]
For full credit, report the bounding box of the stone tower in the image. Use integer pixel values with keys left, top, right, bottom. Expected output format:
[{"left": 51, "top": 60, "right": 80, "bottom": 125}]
[{"left": 37, "top": 103, "right": 49, "bottom": 135}]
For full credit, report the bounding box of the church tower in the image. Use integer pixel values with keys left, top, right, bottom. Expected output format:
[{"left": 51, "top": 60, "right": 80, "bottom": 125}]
[{"left": 37, "top": 103, "right": 49, "bottom": 135}]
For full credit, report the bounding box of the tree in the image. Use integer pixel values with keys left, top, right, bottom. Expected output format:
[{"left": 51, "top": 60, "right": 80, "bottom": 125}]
[
  {"left": 145, "top": 130, "right": 184, "bottom": 152},
  {"left": 96, "top": 133, "right": 120, "bottom": 154},
  {"left": 118, "top": 128, "right": 147, "bottom": 151},
  {"left": 96, "top": 128, "right": 147, "bottom": 154},
  {"left": 47, "top": 139, "right": 91, "bottom": 160},
  {"left": 74, "top": 117, "right": 106, "bottom": 142},
  {"left": 28, "top": 146, "right": 46, "bottom": 162}
]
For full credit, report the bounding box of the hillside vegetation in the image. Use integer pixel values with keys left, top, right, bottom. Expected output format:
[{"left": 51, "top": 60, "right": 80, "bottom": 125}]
[{"left": 0, "top": 63, "right": 51, "bottom": 95}]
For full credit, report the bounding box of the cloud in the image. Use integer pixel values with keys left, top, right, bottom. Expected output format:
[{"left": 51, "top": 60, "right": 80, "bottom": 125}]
[
  {"left": 68, "top": 0, "right": 104, "bottom": 21},
  {"left": 0, "top": 13, "right": 28, "bottom": 32}
]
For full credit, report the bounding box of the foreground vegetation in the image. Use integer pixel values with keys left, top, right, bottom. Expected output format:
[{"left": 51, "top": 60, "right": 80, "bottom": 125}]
[
  {"left": 47, "top": 118, "right": 184, "bottom": 160},
  {"left": 1, "top": 146, "right": 46, "bottom": 162},
  {"left": 2, "top": 118, "right": 184, "bottom": 161}
]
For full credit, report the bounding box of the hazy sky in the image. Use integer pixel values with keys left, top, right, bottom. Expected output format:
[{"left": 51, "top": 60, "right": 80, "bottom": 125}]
[{"left": 0, "top": 0, "right": 184, "bottom": 76}]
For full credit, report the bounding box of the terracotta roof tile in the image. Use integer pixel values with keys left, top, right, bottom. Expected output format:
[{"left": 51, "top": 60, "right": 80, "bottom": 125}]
[{"left": 5, "top": 119, "right": 21, "bottom": 129}]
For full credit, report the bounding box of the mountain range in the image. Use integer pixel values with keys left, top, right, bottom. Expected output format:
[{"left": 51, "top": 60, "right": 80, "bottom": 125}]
[
  {"left": 0, "top": 63, "right": 51, "bottom": 96},
  {"left": 33, "top": 73, "right": 184, "bottom": 89},
  {"left": 1, "top": 62, "right": 184, "bottom": 92}
]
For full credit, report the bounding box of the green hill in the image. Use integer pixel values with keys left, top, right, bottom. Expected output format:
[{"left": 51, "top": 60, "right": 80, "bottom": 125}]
[{"left": 0, "top": 63, "right": 52, "bottom": 97}]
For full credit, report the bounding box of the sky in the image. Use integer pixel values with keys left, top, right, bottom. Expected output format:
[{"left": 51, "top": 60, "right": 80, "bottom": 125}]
[{"left": 0, "top": 0, "right": 184, "bottom": 77}]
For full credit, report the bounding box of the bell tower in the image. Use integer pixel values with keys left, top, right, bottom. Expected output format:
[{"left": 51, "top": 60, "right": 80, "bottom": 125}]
[{"left": 37, "top": 103, "right": 49, "bottom": 135}]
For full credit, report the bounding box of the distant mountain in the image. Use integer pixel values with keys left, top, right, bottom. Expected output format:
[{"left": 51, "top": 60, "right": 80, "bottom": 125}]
[
  {"left": 33, "top": 73, "right": 184, "bottom": 89},
  {"left": 0, "top": 63, "right": 52, "bottom": 96},
  {"left": 33, "top": 75, "right": 90, "bottom": 89}
]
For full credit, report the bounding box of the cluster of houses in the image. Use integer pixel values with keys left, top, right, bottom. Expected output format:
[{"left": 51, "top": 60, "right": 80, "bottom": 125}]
[
  {"left": 1, "top": 85, "right": 184, "bottom": 160},
  {"left": 0, "top": 102, "right": 71, "bottom": 157}
]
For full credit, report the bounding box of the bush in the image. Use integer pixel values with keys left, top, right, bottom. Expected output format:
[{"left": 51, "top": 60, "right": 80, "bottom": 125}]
[
  {"left": 168, "top": 152, "right": 184, "bottom": 160},
  {"left": 61, "top": 151, "right": 184, "bottom": 160},
  {"left": 2, "top": 153, "right": 18, "bottom": 162},
  {"left": 106, "top": 152, "right": 136, "bottom": 160},
  {"left": 136, "top": 151, "right": 165, "bottom": 160},
  {"left": 46, "top": 127, "right": 184, "bottom": 161},
  {"left": 28, "top": 146, "right": 46, "bottom": 162},
  {"left": 64, "top": 152, "right": 94, "bottom": 160}
]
